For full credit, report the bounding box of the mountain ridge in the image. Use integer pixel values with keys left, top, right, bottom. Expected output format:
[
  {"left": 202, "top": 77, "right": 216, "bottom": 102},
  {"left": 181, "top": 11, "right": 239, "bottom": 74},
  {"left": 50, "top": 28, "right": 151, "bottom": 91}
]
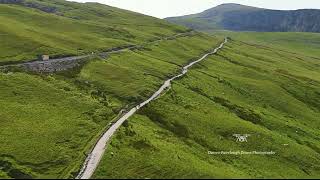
[{"left": 166, "top": 3, "right": 320, "bottom": 32}]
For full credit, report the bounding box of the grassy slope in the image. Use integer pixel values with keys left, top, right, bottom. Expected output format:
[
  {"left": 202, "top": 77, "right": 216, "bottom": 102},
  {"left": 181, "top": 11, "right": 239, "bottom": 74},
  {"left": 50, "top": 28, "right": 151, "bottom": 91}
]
[
  {"left": 0, "top": 0, "right": 186, "bottom": 63},
  {"left": 211, "top": 31, "right": 320, "bottom": 57},
  {"left": 0, "top": 0, "right": 223, "bottom": 178},
  {"left": 0, "top": 73, "right": 118, "bottom": 178},
  {"left": 0, "top": 26, "right": 220, "bottom": 179},
  {"left": 93, "top": 33, "right": 320, "bottom": 178}
]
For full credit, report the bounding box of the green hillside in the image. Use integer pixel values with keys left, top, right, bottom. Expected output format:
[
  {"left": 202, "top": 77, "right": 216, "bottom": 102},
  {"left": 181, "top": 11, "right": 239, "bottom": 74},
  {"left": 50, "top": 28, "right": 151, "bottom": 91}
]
[
  {"left": 0, "top": 33, "right": 220, "bottom": 179},
  {"left": 0, "top": 0, "right": 222, "bottom": 178},
  {"left": 0, "top": 0, "right": 320, "bottom": 179},
  {"left": 93, "top": 33, "right": 320, "bottom": 179},
  {"left": 212, "top": 31, "right": 320, "bottom": 57},
  {"left": 0, "top": 0, "right": 186, "bottom": 63}
]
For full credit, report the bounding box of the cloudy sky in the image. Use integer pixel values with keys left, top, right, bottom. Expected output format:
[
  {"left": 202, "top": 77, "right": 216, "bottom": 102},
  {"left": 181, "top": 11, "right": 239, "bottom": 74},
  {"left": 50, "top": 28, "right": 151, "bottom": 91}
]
[{"left": 71, "top": 0, "right": 320, "bottom": 18}]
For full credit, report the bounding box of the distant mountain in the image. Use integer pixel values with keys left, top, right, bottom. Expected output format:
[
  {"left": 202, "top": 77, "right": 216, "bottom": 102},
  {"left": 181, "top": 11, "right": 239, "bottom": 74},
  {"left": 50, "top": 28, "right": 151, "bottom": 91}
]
[{"left": 166, "top": 3, "right": 320, "bottom": 32}]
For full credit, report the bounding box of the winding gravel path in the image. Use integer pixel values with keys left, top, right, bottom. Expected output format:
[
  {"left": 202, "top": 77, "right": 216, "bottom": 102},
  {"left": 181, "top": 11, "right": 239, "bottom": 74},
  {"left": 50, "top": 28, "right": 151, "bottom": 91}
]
[{"left": 76, "top": 37, "right": 228, "bottom": 179}]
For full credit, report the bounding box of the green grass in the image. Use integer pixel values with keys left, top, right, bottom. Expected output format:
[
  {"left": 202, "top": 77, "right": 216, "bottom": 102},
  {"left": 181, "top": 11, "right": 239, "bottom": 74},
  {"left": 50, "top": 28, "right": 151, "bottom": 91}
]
[
  {"left": 0, "top": 10, "right": 220, "bottom": 177},
  {"left": 77, "top": 34, "right": 220, "bottom": 103},
  {"left": 0, "top": 0, "right": 187, "bottom": 63},
  {"left": 0, "top": 35, "right": 220, "bottom": 178},
  {"left": 0, "top": 72, "right": 120, "bottom": 178},
  {"left": 0, "top": 0, "right": 222, "bottom": 178},
  {"left": 211, "top": 31, "right": 320, "bottom": 57},
  {"left": 1, "top": 1, "right": 319, "bottom": 179},
  {"left": 93, "top": 34, "right": 320, "bottom": 179}
]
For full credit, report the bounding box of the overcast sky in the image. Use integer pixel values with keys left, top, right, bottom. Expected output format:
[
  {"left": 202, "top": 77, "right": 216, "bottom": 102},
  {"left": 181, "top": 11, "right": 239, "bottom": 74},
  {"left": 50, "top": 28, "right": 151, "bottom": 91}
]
[{"left": 71, "top": 0, "right": 320, "bottom": 18}]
